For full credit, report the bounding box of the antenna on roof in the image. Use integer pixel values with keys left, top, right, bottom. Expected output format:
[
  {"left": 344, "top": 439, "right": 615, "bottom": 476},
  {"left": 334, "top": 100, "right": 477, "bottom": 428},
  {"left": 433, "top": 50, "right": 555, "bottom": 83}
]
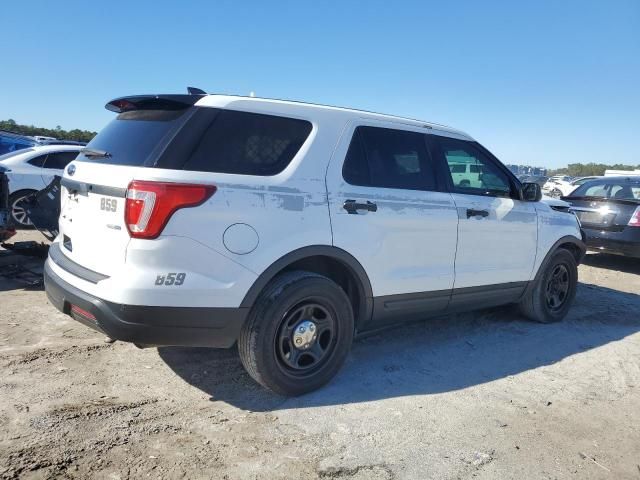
[{"left": 187, "top": 86, "right": 207, "bottom": 95}]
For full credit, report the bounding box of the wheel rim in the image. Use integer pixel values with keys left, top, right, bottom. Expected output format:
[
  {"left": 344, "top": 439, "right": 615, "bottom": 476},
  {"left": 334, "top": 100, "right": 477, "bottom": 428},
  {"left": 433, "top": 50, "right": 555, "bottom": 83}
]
[
  {"left": 11, "top": 196, "right": 32, "bottom": 226},
  {"left": 552, "top": 189, "right": 562, "bottom": 198},
  {"left": 275, "top": 301, "right": 337, "bottom": 376},
  {"left": 545, "top": 263, "right": 570, "bottom": 312}
]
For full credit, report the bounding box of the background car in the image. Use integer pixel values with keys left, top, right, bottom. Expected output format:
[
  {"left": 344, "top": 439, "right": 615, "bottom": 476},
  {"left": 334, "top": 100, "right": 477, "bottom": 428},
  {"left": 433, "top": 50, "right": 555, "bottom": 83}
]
[
  {"left": 519, "top": 174, "right": 548, "bottom": 187},
  {"left": 542, "top": 175, "right": 574, "bottom": 197},
  {"left": 563, "top": 176, "right": 640, "bottom": 258},
  {"left": 0, "top": 145, "right": 81, "bottom": 227},
  {"left": 545, "top": 176, "right": 601, "bottom": 198},
  {"left": 0, "top": 130, "right": 37, "bottom": 156},
  {"left": 0, "top": 164, "right": 16, "bottom": 241}
]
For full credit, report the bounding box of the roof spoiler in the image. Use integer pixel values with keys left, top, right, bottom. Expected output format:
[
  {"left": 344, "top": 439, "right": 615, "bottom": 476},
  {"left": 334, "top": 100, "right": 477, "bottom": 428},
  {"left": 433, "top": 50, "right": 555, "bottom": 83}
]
[{"left": 105, "top": 87, "right": 207, "bottom": 113}]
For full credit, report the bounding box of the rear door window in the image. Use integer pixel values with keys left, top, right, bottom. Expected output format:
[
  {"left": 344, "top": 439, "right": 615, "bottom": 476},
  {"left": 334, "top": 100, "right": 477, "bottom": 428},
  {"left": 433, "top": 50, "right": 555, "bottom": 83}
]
[
  {"left": 182, "top": 110, "right": 312, "bottom": 175},
  {"left": 342, "top": 126, "right": 437, "bottom": 191}
]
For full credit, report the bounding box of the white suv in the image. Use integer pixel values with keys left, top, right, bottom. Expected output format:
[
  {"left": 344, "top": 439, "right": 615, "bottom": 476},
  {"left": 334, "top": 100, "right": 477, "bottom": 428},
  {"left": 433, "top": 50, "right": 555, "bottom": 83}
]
[{"left": 44, "top": 92, "right": 585, "bottom": 395}]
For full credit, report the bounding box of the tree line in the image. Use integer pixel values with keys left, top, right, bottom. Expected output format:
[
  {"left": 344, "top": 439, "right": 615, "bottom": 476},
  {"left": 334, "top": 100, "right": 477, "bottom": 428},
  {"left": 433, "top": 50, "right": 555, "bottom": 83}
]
[
  {"left": 0, "top": 119, "right": 96, "bottom": 143},
  {"left": 548, "top": 163, "right": 640, "bottom": 177}
]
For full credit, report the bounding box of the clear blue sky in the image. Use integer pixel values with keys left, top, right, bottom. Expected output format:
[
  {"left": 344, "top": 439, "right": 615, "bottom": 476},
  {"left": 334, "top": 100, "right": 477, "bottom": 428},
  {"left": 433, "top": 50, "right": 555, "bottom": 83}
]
[{"left": 2, "top": 0, "right": 638, "bottom": 168}]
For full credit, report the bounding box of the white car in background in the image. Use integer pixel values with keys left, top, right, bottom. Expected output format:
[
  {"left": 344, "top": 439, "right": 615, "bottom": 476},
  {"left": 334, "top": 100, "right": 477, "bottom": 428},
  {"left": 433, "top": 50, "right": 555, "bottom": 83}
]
[
  {"left": 544, "top": 176, "right": 601, "bottom": 198},
  {"left": 0, "top": 145, "right": 81, "bottom": 226}
]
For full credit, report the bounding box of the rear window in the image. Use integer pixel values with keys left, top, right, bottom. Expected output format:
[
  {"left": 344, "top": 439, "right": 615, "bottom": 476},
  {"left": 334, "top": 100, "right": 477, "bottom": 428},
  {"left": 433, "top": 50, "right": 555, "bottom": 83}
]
[
  {"left": 571, "top": 180, "right": 640, "bottom": 200},
  {"left": 80, "top": 109, "right": 190, "bottom": 166},
  {"left": 182, "top": 110, "right": 312, "bottom": 176}
]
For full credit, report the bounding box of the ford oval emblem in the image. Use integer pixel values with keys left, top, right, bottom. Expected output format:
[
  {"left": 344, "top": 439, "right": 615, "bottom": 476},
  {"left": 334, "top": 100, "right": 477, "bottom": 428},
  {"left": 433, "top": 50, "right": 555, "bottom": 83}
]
[{"left": 67, "top": 164, "right": 76, "bottom": 176}]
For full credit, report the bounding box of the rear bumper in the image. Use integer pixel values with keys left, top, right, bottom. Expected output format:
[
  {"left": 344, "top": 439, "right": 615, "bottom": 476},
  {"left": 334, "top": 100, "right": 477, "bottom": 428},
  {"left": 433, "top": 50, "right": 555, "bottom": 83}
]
[
  {"left": 582, "top": 227, "right": 640, "bottom": 258},
  {"left": 44, "top": 261, "right": 248, "bottom": 348}
]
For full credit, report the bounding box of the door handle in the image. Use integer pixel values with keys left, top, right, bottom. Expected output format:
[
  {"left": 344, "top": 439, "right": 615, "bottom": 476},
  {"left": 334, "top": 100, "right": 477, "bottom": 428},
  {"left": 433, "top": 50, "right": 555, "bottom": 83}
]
[
  {"left": 466, "top": 208, "right": 489, "bottom": 218},
  {"left": 343, "top": 200, "right": 378, "bottom": 214}
]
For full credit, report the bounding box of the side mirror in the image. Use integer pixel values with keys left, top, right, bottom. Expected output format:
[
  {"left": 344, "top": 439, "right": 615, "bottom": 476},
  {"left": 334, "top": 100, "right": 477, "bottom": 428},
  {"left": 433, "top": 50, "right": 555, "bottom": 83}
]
[{"left": 521, "top": 182, "right": 542, "bottom": 202}]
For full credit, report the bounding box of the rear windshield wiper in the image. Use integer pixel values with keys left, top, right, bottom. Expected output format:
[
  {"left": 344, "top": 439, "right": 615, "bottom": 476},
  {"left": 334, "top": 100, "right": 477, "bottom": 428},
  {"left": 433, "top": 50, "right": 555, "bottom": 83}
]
[{"left": 81, "top": 148, "right": 111, "bottom": 159}]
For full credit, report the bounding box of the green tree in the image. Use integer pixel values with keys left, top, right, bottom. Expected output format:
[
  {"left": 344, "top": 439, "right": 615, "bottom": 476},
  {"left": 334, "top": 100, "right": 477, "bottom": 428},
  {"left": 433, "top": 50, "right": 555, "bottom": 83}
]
[
  {"left": 549, "top": 163, "right": 640, "bottom": 177},
  {"left": 0, "top": 120, "right": 96, "bottom": 143}
]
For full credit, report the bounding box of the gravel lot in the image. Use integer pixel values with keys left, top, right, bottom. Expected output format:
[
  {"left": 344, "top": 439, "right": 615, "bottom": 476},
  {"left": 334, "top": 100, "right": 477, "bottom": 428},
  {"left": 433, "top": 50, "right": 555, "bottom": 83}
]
[{"left": 1, "top": 231, "right": 639, "bottom": 479}]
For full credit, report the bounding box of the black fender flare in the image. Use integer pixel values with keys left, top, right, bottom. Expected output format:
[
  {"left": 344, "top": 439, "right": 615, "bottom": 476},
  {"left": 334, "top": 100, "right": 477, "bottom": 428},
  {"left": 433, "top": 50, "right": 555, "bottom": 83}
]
[
  {"left": 524, "top": 234, "right": 586, "bottom": 297},
  {"left": 240, "top": 245, "right": 374, "bottom": 325}
]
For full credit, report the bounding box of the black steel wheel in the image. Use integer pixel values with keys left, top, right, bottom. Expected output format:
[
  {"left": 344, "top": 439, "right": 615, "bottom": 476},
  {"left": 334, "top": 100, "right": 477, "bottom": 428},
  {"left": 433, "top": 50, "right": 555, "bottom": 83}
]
[
  {"left": 545, "top": 264, "right": 570, "bottom": 311},
  {"left": 276, "top": 301, "right": 337, "bottom": 374},
  {"left": 519, "top": 248, "right": 578, "bottom": 323},
  {"left": 238, "top": 271, "right": 354, "bottom": 396}
]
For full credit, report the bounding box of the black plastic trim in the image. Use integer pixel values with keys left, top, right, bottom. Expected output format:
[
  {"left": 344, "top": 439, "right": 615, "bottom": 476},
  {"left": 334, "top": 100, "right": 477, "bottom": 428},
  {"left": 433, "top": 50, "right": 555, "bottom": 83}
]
[
  {"left": 240, "top": 245, "right": 374, "bottom": 327},
  {"left": 371, "top": 289, "right": 450, "bottom": 327},
  {"left": 61, "top": 177, "right": 127, "bottom": 198},
  {"left": 49, "top": 243, "right": 109, "bottom": 284},
  {"left": 44, "top": 262, "right": 247, "bottom": 348},
  {"left": 446, "top": 281, "right": 528, "bottom": 313},
  {"left": 105, "top": 94, "right": 205, "bottom": 113},
  {"left": 522, "top": 235, "right": 586, "bottom": 298}
]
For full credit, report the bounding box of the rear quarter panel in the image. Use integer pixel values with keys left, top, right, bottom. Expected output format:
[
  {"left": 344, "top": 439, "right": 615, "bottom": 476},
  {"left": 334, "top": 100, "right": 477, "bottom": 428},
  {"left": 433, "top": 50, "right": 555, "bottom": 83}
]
[{"left": 158, "top": 105, "right": 350, "bottom": 278}]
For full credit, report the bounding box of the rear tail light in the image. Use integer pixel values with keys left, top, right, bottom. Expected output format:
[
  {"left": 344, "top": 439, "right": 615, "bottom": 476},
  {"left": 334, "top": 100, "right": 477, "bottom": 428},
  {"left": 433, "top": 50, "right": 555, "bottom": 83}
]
[
  {"left": 125, "top": 181, "right": 216, "bottom": 239},
  {"left": 628, "top": 206, "right": 640, "bottom": 227}
]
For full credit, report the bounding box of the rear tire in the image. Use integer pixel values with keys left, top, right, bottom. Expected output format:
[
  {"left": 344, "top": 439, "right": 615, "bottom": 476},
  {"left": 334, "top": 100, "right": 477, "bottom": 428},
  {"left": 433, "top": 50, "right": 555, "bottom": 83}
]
[
  {"left": 9, "top": 190, "right": 37, "bottom": 229},
  {"left": 238, "top": 271, "right": 354, "bottom": 396},
  {"left": 519, "top": 249, "right": 577, "bottom": 323}
]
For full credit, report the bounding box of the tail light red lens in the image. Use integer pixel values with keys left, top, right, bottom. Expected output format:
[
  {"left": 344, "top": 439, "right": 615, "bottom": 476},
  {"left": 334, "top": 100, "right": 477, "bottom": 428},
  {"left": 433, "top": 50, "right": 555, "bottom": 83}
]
[
  {"left": 629, "top": 206, "right": 640, "bottom": 227},
  {"left": 125, "top": 181, "right": 216, "bottom": 239}
]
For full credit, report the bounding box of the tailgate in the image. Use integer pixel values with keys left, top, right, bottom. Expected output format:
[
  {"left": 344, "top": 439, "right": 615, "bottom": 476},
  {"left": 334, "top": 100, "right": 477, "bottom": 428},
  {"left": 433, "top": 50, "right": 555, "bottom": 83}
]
[{"left": 58, "top": 163, "right": 138, "bottom": 277}]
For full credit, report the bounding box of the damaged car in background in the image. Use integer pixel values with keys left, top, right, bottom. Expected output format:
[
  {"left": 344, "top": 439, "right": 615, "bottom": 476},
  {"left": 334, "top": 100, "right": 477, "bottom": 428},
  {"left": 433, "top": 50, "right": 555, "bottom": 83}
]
[
  {"left": 0, "top": 164, "right": 16, "bottom": 242},
  {"left": 0, "top": 145, "right": 82, "bottom": 227}
]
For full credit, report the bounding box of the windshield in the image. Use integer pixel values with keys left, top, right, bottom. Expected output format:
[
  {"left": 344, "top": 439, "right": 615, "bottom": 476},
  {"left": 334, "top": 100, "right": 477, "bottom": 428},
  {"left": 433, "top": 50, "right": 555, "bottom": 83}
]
[
  {"left": 570, "top": 179, "right": 640, "bottom": 200},
  {"left": 78, "top": 109, "right": 191, "bottom": 166}
]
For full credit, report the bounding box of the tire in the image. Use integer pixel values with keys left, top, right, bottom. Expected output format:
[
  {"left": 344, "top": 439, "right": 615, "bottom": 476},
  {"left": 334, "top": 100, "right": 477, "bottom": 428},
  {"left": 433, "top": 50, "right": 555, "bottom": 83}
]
[
  {"left": 551, "top": 188, "right": 562, "bottom": 198},
  {"left": 518, "top": 249, "right": 578, "bottom": 323},
  {"left": 9, "top": 190, "right": 37, "bottom": 229},
  {"left": 238, "top": 270, "right": 354, "bottom": 396}
]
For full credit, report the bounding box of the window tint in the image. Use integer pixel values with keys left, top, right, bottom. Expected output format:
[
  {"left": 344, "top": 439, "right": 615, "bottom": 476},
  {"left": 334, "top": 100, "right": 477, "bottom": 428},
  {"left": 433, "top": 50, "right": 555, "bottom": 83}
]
[
  {"left": 81, "top": 109, "right": 190, "bottom": 166},
  {"left": 436, "top": 137, "right": 512, "bottom": 197},
  {"left": 27, "top": 154, "right": 48, "bottom": 167},
  {"left": 43, "top": 151, "right": 78, "bottom": 169},
  {"left": 183, "top": 110, "right": 312, "bottom": 175},
  {"left": 342, "top": 126, "right": 436, "bottom": 191}
]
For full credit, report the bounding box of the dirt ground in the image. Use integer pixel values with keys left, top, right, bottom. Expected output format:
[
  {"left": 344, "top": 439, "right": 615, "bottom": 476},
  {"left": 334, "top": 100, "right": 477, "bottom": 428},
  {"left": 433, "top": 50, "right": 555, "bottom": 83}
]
[{"left": 1, "top": 231, "right": 639, "bottom": 479}]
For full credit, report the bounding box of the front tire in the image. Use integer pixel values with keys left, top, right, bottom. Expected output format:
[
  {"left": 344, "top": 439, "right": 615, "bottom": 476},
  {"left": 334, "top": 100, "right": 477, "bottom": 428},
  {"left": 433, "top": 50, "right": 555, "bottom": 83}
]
[
  {"left": 519, "top": 249, "right": 578, "bottom": 323},
  {"left": 238, "top": 271, "right": 354, "bottom": 396}
]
